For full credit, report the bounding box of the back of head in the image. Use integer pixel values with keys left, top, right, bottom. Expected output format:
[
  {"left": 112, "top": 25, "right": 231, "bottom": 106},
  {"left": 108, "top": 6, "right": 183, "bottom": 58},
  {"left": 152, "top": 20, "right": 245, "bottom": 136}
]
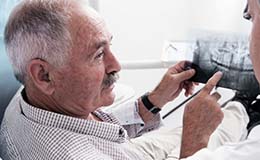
[{"left": 4, "top": 0, "right": 75, "bottom": 84}]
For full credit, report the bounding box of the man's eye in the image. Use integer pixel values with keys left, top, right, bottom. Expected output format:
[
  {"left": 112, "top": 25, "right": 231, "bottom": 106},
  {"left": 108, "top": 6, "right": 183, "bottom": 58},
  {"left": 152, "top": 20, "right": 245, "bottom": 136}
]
[
  {"left": 243, "top": 4, "right": 252, "bottom": 21},
  {"left": 95, "top": 51, "right": 105, "bottom": 59}
]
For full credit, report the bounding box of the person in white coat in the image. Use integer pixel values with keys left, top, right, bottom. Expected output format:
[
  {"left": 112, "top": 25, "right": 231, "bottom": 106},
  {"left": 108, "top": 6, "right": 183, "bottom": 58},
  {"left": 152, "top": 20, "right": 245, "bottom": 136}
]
[{"left": 172, "top": 0, "right": 260, "bottom": 159}]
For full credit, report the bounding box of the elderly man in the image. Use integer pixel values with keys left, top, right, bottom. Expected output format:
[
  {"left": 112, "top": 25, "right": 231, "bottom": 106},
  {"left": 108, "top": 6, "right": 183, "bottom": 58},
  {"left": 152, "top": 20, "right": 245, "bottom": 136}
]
[{"left": 0, "top": 0, "right": 251, "bottom": 160}]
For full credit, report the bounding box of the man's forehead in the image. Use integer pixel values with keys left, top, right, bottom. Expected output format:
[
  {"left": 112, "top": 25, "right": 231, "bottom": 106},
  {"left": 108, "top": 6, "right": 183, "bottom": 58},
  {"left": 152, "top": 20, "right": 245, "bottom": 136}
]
[
  {"left": 70, "top": 22, "right": 112, "bottom": 60},
  {"left": 74, "top": 19, "right": 111, "bottom": 47},
  {"left": 73, "top": 1, "right": 102, "bottom": 24},
  {"left": 69, "top": 3, "right": 111, "bottom": 49}
]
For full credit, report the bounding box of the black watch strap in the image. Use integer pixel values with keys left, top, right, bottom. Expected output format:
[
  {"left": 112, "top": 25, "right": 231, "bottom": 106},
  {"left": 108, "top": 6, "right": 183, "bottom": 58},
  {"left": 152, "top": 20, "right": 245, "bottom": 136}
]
[{"left": 141, "top": 92, "right": 161, "bottom": 114}]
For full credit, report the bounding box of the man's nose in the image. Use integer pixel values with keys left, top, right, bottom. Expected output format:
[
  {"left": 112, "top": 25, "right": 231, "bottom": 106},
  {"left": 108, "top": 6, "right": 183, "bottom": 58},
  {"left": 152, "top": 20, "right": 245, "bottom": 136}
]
[{"left": 105, "top": 52, "right": 121, "bottom": 73}]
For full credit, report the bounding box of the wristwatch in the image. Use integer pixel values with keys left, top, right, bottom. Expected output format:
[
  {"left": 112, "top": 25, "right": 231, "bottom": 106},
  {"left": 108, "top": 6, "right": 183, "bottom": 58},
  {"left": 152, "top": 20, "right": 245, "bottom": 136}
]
[{"left": 141, "top": 92, "right": 161, "bottom": 114}]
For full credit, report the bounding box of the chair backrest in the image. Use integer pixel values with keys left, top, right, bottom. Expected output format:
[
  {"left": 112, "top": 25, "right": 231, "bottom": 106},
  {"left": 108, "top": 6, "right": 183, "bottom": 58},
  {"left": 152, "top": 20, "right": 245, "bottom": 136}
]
[
  {"left": 0, "top": 37, "right": 20, "bottom": 125},
  {"left": 0, "top": 0, "right": 22, "bottom": 125}
]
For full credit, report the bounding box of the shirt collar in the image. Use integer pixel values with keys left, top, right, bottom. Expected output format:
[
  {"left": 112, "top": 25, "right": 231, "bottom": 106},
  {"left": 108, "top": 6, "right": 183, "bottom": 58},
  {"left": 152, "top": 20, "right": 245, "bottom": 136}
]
[{"left": 19, "top": 89, "right": 126, "bottom": 143}]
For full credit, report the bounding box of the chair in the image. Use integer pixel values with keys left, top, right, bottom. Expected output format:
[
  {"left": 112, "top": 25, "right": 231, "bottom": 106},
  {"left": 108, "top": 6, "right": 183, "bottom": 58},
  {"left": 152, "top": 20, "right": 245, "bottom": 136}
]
[
  {"left": 0, "top": 0, "right": 22, "bottom": 125},
  {"left": 0, "top": 38, "right": 21, "bottom": 125}
]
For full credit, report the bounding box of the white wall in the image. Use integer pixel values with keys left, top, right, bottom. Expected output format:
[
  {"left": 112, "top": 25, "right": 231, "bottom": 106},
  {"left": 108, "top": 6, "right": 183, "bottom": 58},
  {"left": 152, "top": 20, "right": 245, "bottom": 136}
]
[
  {"left": 99, "top": 0, "right": 251, "bottom": 61},
  {"left": 99, "top": 1, "right": 251, "bottom": 123}
]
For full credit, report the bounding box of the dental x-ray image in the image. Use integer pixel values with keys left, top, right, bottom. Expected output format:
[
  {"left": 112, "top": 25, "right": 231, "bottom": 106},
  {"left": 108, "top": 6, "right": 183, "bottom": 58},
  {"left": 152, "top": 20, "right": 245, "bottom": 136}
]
[{"left": 164, "top": 32, "right": 260, "bottom": 94}]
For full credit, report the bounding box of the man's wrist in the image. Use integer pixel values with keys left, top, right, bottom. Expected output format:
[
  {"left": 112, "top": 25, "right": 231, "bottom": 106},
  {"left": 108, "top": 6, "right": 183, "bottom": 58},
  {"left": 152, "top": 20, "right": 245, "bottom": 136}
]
[
  {"left": 137, "top": 98, "right": 156, "bottom": 123},
  {"left": 141, "top": 92, "right": 161, "bottom": 115},
  {"left": 180, "top": 129, "right": 210, "bottom": 158},
  {"left": 148, "top": 91, "right": 165, "bottom": 108}
]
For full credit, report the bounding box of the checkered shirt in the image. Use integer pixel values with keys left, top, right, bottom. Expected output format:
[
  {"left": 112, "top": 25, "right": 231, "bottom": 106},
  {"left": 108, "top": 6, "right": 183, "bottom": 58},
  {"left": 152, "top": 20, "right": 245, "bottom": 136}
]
[{"left": 0, "top": 89, "right": 161, "bottom": 160}]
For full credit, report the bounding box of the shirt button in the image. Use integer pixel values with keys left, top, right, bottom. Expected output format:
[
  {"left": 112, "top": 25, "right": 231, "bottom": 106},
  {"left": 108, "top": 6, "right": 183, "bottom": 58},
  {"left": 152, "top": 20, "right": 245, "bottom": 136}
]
[
  {"left": 148, "top": 128, "right": 153, "bottom": 132},
  {"left": 119, "top": 129, "right": 124, "bottom": 135}
]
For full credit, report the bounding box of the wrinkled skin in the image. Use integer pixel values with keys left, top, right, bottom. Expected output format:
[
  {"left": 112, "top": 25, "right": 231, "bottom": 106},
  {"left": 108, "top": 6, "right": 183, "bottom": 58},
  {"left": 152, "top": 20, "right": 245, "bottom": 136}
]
[
  {"left": 26, "top": 4, "right": 121, "bottom": 119},
  {"left": 180, "top": 72, "right": 224, "bottom": 158},
  {"left": 149, "top": 61, "right": 197, "bottom": 108},
  {"left": 50, "top": 7, "right": 121, "bottom": 117}
]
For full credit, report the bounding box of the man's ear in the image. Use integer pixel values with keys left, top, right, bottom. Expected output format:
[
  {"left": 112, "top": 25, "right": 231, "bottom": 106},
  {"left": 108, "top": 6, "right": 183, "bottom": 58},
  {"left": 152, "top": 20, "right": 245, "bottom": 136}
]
[{"left": 27, "top": 59, "right": 55, "bottom": 95}]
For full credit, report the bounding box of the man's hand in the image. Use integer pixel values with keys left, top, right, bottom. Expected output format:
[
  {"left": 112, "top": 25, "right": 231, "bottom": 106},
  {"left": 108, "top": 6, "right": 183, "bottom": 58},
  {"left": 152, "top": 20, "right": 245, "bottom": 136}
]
[
  {"left": 180, "top": 71, "right": 224, "bottom": 158},
  {"left": 148, "top": 61, "right": 196, "bottom": 108}
]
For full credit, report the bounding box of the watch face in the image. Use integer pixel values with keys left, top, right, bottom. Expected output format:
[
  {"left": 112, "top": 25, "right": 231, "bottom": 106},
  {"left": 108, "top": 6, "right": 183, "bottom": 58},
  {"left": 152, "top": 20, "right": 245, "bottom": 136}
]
[{"left": 150, "top": 107, "right": 161, "bottom": 114}]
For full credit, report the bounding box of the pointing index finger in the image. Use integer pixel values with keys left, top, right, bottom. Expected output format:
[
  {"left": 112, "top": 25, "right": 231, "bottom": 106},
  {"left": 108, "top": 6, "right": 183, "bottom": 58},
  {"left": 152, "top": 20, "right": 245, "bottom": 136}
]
[{"left": 202, "top": 71, "right": 223, "bottom": 94}]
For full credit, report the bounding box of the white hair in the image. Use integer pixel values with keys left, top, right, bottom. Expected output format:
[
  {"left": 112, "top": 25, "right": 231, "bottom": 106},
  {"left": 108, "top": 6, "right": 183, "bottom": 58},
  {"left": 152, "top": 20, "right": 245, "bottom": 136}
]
[{"left": 4, "top": 0, "right": 77, "bottom": 84}]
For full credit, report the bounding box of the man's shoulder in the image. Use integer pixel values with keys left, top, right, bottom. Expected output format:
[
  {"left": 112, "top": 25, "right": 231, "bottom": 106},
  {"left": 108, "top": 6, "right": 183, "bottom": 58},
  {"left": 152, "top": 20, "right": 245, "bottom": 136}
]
[
  {"left": 2, "top": 87, "right": 23, "bottom": 124},
  {"left": 0, "top": 110, "right": 100, "bottom": 159},
  {"left": 0, "top": 110, "right": 20, "bottom": 160}
]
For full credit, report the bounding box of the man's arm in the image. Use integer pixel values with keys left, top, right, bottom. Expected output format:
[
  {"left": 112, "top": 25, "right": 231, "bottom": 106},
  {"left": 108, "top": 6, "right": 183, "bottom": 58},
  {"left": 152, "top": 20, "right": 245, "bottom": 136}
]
[{"left": 179, "top": 72, "right": 224, "bottom": 158}]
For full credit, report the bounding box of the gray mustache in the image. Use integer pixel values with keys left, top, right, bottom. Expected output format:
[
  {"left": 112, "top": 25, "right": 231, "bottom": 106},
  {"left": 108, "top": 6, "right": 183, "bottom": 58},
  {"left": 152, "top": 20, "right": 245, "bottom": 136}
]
[{"left": 102, "top": 72, "right": 119, "bottom": 87}]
